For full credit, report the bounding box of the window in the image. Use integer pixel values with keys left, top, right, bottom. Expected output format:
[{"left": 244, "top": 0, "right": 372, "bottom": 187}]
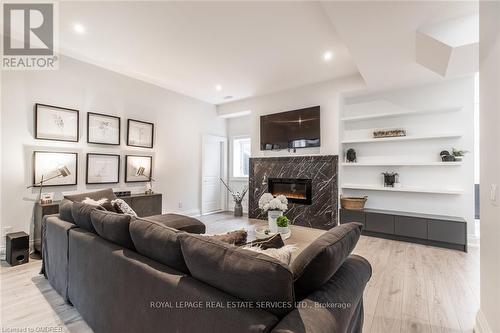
[{"left": 232, "top": 137, "right": 251, "bottom": 178}]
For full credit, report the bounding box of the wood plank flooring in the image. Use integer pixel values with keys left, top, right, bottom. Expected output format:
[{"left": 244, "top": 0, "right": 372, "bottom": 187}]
[{"left": 0, "top": 212, "right": 479, "bottom": 332}]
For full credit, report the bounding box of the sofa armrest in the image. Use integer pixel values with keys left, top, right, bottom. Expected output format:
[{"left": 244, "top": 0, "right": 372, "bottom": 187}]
[
  {"left": 271, "top": 255, "right": 372, "bottom": 333},
  {"left": 42, "top": 214, "right": 77, "bottom": 302}
]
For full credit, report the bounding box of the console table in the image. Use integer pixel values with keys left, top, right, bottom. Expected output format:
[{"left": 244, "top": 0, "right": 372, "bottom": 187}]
[
  {"left": 34, "top": 193, "right": 162, "bottom": 253},
  {"left": 340, "top": 208, "right": 467, "bottom": 252}
]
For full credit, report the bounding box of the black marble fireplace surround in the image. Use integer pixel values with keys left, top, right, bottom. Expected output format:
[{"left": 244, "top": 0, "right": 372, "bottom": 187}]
[{"left": 249, "top": 155, "right": 338, "bottom": 230}]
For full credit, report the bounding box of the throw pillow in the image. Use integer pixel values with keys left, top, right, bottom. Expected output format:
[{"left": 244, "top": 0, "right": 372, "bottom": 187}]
[
  {"left": 291, "top": 222, "right": 362, "bottom": 299},
  {"left": 82, "top": 197, "right": 118, "bottom": 213},
  {"left": 71, "top": 202, "right": 105, "bottom": 233},
  {"left": 203, "top": 229, "right": 247, "bottom": 245},
  {"left": 59, "top": 198, "right": 74, "bottom": 223},
  {"left": 242, "top": 244, "right": 297, "bottom": 265},
  {"left": 246, "top": 233, "right": 285, "bottom": 249},
  {"left": 111, "top": 199, "right": 137, "bottom": 217},
  {"left": 90, "top": 210, "right": 135, "bottom": 250}
]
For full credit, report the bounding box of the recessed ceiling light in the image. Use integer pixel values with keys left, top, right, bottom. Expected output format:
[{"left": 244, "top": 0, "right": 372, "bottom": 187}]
[
  {"left": 73, "top": 23, "right": 85, "bottom": 34},
  {"left": 215, "top": 84, "right": 222, "bottom": 91},
  {"left": 323, "top": 51, "right": 334, "bottom": 62}
]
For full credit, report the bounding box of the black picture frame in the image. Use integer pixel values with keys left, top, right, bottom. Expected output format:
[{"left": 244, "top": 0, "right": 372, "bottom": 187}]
[
  {"left": 125, "top": 155, "right": 153, "bottom": 183},
  {"left": 86, "top": 153, "right": 120, "bottom": 185},
  {"left": 127, "top": 119, "right": 154, "bottom": 148},
  {"left": 35, "top": 103, "right": 80, "bottom": 142},
  {"left": 87, "top": 112, "right": 121, "bottom": 145},
  {"left": 32, "top": 151, "right": 78, "bottom": 187}
]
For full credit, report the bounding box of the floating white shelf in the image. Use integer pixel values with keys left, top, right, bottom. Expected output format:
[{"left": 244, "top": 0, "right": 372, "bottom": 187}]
[
  {"left": 341, "top": 162, "right": 463, "bottom": 167},
  {"left": 341, "top": 184, "right": 464, "bottom": 195},
  {"left": 341, "top": 133, "right": 462, "bottom": 144},
  {"left": 341, "top": 106, "right": 462, "bottom": 122}
]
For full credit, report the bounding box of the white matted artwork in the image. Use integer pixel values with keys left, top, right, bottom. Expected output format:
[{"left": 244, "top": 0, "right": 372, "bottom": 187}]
[
  {"left": 87, "top": 112, "right": 120, "bottom": 145},
  {"left": 127, "top": 119, "right": 154, "bottom": 148},
  {"left": 35, "top": 104, "right": 79, "bottom": 142},
  {"left": 125, "top": 155, "right": 152, "bottom": 182},
  {"left": 33, "top": 151, "right": 78, "bottom": 186},
  {"left": 86, "top": 154, "right": 120, "bottom": 184}
]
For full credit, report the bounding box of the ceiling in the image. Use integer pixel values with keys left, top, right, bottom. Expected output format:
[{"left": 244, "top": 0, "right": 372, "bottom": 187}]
[
  {"left": 57, "top": 1, "right": 479, "bottom": 105},
  {"left": 59, "top": 1, "right": 358, "bottom": 105}
]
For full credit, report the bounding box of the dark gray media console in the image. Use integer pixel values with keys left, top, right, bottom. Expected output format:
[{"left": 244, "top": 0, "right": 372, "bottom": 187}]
[{"left": 340, "top": 208, "right": 467, "bottom": 252}]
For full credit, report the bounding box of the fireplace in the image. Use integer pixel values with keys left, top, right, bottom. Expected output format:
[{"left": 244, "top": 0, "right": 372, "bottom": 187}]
[{"left": 268, "top": 178, "right": 312, "bottom": 205}]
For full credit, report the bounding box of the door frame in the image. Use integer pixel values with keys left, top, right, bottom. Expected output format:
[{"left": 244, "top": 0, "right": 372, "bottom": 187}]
[{"left": 201, "top": 134, "right": 228, "bottom": 215}]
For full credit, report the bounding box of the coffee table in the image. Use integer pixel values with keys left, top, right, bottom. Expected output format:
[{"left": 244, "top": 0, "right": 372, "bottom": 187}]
[{"left": 246, "top": 218, "right": 326, "bottom": 261}]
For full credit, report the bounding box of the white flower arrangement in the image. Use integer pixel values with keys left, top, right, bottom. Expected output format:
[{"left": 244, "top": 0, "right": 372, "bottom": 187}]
[{"left": 258, "top": 193, "right": 288, "bottom": 212}]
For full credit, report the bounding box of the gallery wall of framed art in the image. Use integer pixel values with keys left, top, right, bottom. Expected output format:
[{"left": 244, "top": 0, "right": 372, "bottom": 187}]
[{"left": 30, "top": 102, "right": 156, "bottom": 187}]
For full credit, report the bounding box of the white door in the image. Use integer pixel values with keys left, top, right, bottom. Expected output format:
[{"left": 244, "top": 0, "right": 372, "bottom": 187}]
[{"left": 202, "top": 135, "right": 227, "bottom": 215}]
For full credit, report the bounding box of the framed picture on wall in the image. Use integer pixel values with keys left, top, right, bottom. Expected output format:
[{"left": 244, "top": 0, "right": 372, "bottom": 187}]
[
  {"left": 125, "top": 155, "right": 152, "bottom": 182},
  {"left": 87, "top": 112, "right": 121, "bottom": 145},
  {"left": 32, "top": 151, "right": 78, "bottom": 187},
  {"left": 86, "top": 153, "right": 120, "bottom": 184},
  {"left": 35, "top": 104, "right": 79, "bottom": 142},
  {"left": 127, "top": 119, "right": 154, "bottom": 148}
]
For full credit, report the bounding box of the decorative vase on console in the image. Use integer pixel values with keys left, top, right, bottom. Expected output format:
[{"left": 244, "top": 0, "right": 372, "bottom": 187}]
[
  {"left": 258, "top": 193, "right": 288, "bottom": 234},
  {"left": 220, "top": 178, "right": 248, "bottom": 217}
]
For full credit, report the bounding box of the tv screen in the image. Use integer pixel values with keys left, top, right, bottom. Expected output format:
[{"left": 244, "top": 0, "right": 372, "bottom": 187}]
[{"left": 260, "top": 106, "right": 320, "bottom": 151}]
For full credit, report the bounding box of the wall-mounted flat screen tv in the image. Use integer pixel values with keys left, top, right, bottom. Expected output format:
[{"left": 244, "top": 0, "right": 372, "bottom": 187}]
[{"left": 260, "top": 106, "right": 320, "bottom": 151}]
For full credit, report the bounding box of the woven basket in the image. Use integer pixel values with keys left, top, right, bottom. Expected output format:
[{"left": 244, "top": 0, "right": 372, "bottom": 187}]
[{"left": 340, "top": 195, "right": 367, "bottom": 210}]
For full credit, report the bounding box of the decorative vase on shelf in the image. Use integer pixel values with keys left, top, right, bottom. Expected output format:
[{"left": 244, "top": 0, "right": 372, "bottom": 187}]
[
  {"left": 234, "top": 202, "right": 243, "bottom": 217},
  {"left": 267, "top": 210, "right": 283, "bottom": 233}
]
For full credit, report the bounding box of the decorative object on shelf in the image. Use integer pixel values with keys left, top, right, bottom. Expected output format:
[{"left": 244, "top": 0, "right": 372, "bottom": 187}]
[
  {"left": 382, "top": 171, "right": 399, "bottom": 187},
  {"left": 35, "top": 103, "right": 79, "bottom": 142},
  {"left": 125, "top": 155, "right": 153, "bottom": 183},
  {"left": 340, "top": 195, "right": 367, "bottom": 210},
  {"left": 373, "top": 128, "right": 406, "bottom": 138},
  {"left": 220, "top": 178, "right": 248, "bottom": 217},
  {"left": 30, "top": 152, "right": 75, "bottom": 202},
  {"left": 451, "top": 148, "right": 469, "bottom": 162},
  {"left": 258, "top": 193, "right": 288, "bottom": 233},
  {"left": 114, "top": 191, "right": 132, "bottom": 197},
  {"left": 39, "top": 193, "right": 54, "bottom": 204},
  {"left": 346, "top": 148, "right": 357, "bottom": 163},
  {"left": 127, "top": 119, "right": 154, "bottom": 148},
  {"left": 440, "top": 150, "right": 455, "bottom": 162},
  {"left": 276, "top": 215, "right": 291, "bottom": 237},
  {"left": 87, "top": 112, "right": 120, "bottom": 145},
  {"left": 135, "top": 165, "right": 156, "bottom": 195},
  {"left": 86, "top": 153, "right": 120, "bottom": 184}
]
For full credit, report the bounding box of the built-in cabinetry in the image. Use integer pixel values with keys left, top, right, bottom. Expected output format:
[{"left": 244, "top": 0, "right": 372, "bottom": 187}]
[{"left": 340, "top": 208, "right": 467, "bottom": 252}]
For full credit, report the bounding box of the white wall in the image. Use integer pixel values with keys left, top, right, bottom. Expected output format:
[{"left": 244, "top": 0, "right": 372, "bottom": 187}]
[
  {"left": 226, "top": 115, "right": 252, "bottom": 212},
  {"left": 217, "top": 75, "right": 366, "bottom": 157},
  {"left": 477, "top": 2, "right": 500, "bottom": 332},
  {"left": 340, "top": 77, "right": 476, "bottom": 233},
  {"left": 1, "top": 55, "right": 226, "bottom": 249}
]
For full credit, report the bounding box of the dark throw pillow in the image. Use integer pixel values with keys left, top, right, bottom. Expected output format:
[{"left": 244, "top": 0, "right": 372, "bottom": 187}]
[
  {"left": 203, "top": 230, "right": 247, "bottom": 245},
  {"left": 291, "top": 222, "right": 362, "bottom": 299},
  {"left": 129, "top": 217, "right": 188, "bottom": 273},
  {"left": 71, "top": 202, "right": 105, "bottom": 233},
  {"left": 90, "top": 210, "right": 135, "bottom": 250},
  {"left": 59, "top": 198, "right": 75, "bottom": 223}
]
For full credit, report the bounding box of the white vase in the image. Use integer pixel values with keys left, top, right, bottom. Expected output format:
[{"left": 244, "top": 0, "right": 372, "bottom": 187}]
[
  {"left": 277, "top": 226, "right": 291, "bottom": 240},
  {"left": 267, "top": 210, "right": 282, "bottom": 233}
]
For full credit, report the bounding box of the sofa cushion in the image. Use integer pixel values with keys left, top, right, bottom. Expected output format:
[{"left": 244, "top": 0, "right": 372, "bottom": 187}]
[
  {"left": 59, "top": 198, "right": 75, "bottom": 223},
  {"left": 145, "top": 213, "right": 205, "bottom": 234},
  {"left": 64, "top": 188, "right": 117, "bottom": 202},
  {"left": 90, "top": 210, "right": 135, "bottom": 250},
  {"left": 203, "top": 229, "right": 247, "bottom": 245},
  {"left": 129, "top": 217, "right": 188, "bottom": 273},
  {"left": 179, "top": 234, "right": 295, "bottom": 316},
  {"left": 291, "top": 222, "right": 362, "bottom": 299},
  {"left": 71, "top": 202, "right": 105, "bottom": 233}
]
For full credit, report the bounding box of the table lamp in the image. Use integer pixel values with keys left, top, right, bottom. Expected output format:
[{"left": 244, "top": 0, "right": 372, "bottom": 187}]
[
  {"left": 135, "top": 166, "right": 155, "bottom": 195},
  {"left": 27, "top": 166, "right": 71, "bottom": 203}
]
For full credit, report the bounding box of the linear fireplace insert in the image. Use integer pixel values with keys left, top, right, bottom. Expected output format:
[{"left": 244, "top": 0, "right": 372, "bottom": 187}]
[{"left": 268, "top": 178, "right": 312, "bottom": 205}]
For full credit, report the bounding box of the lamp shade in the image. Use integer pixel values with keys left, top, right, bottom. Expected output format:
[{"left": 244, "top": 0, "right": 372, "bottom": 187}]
[
  {"left": 58, "top": 166, "right": 71, "bottom": 177},
  {"left": 135, "top": 166, "right": 146, "bottom": 177}
]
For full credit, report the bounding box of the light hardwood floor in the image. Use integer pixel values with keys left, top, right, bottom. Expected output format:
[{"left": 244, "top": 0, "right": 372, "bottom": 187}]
[{"left": 0, "top": 212, "right": 479, "bottom": 333}]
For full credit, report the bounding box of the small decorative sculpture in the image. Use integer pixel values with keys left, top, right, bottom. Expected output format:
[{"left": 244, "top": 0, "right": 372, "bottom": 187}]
[
  {"left": 382, "top": 172, "right": 399, "bottom": 187},
  {"left": 346, "top": 148, "right": 357, "bottom": 163}
]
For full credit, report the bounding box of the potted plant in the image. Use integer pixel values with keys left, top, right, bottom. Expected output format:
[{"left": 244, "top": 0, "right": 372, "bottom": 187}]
[
  {"left": 276, "top": 215, "right": 290, "bottom": 236},
  {"left": 220, "top": 178, "right": 248, "bottom": 217},
  {"left": 452, "top": 148, "right": 469, "bottom": 162},
  {"left": 258, "top": 193, "right": 288, "bottom": 233}
]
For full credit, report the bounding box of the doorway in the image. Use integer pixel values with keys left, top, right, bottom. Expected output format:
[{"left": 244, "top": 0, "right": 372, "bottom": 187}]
[{"left": 201, "top": 135, "right": 227, "bottom": 215}]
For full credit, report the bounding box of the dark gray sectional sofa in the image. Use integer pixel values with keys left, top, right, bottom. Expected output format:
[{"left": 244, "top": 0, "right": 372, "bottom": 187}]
[{"left": 42, "top": 189, "right": 372, "bottom": 333}]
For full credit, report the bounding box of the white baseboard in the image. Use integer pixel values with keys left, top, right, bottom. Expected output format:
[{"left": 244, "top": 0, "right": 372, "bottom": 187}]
[
  {"left": 181, "top": 209, "right": 201, "bottom": 217},
  {"left": 475, "top": 309, "right": 493, "bottom": 333}
]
